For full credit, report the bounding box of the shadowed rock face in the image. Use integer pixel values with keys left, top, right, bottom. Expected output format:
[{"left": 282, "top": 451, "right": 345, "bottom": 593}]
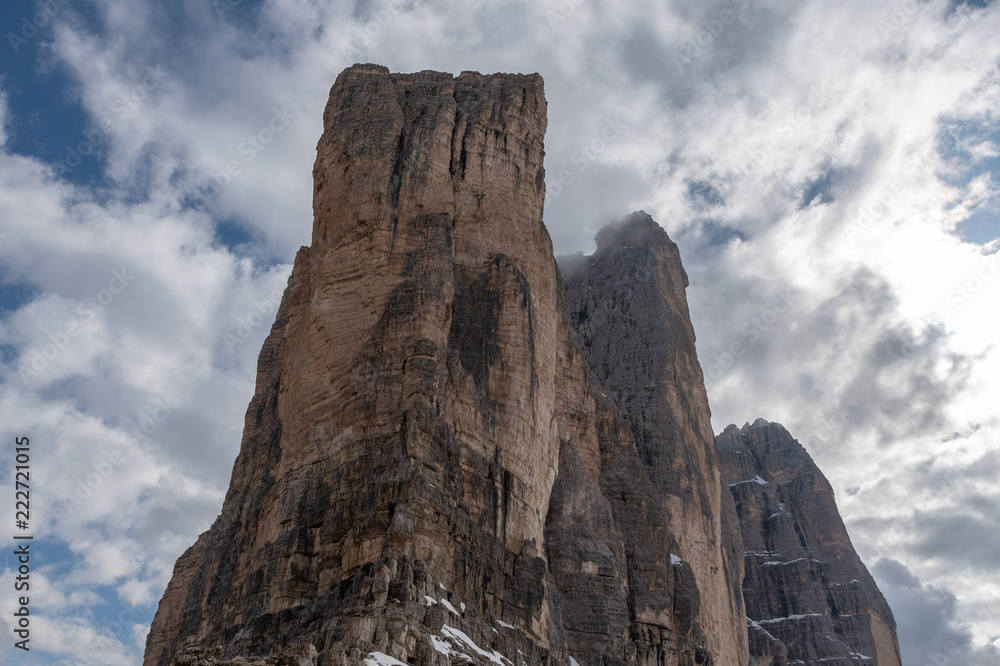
[
  {"left": 717, "top": 420, "right": 902, "bottom": 666},
  {"left": 561, "top": 211, "right": 749, "bottom": 666},
  {"left": 144, "top": 66, "right": 749, "bottom": 666}
]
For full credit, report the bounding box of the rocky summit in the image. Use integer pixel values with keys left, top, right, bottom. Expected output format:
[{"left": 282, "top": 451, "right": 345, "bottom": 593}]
[
  {"left": 717, "top": 420, "right": 902, "bottom": 666},
  {"left": 145, "top": 64, "right": 899, "bottom": 666}
]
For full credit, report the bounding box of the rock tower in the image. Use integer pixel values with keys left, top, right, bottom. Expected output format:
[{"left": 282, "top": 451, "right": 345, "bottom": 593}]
[
  {"left": 717, "top": 420, "right": 902, "bottom": 666},
  {"left": 145, "top": 65, "right": 898, "bottom": 666}
]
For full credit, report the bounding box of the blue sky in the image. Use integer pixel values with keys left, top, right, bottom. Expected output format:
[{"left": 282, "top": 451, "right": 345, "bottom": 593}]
[{"left": 0, "top": 0, "right": 999, "bottom": 664}]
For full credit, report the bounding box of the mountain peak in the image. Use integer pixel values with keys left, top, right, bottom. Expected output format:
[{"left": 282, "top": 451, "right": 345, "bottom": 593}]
[
  {"left": 145, "top": 66, "right": 899, "bottom": 666},
  {"left": 718, "top": 420, "right": 902, "bottom": 666},
  {"left": 145, "top": 65, "right": 748, "bottom": 666},
  {"left": 593, "top": 210, "right": 665, "bottom": 251}
]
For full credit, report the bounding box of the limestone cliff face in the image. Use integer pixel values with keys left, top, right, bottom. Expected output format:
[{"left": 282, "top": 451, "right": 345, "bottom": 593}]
[
  {"left": 144, "top": 65, "right": 748, "bottom": 666},
  {"left": 717, "top": 420, "right": 902, "bottom": 666},
  {"left": 560, "top": 212, "right": 749, "bottom": 666}
]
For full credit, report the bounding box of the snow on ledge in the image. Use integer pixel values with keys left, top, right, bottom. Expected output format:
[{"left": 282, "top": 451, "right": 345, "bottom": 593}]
[
  {"left": 442, "top": 624, "right": 513, "bottom": 665},
  {"left": 730, "top": 475, "right": 769, "bottom": 486},
  {"left": 364, "top": 652, "right": 407, "bottom": 666},
  {"left": 430, "top": 635, "right": 455, "bottom": 657},
  {"left": 757, "top": 613, "right": 823, "bottom": 624},
  {"left": 747, "top": 617, "right": 778, "bottom": 642}
]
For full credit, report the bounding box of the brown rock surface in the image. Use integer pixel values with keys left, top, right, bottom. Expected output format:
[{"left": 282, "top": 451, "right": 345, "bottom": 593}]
[
  {"left": 716, "top": 419, "right": 902, "bottom": 666},
  {"left": 560, "top": 211, "right": 749, "bottom": 666},
  {"left": 144, "top": 65, "right": 748, "bottom": 666}
]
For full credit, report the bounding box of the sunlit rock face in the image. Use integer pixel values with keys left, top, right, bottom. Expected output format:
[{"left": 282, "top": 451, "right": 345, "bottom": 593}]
[
  {"left": 135, "top": 63, "right": 892, "bottom": 666},
  {"left": 717, "top": 419, "right": 903, "bottom": 666}
]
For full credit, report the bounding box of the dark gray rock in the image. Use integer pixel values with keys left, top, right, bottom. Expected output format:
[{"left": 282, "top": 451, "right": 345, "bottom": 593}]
[
  {"left": 562, "top": 211, "right": 749, "bottom": 664},
  {"left": 717, "top": 419, "right": 902, "bottom": 666}
]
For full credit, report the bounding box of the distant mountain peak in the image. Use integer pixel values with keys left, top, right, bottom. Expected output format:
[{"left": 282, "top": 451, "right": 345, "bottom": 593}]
[{"left": 718, "top": 419, "right": 902, "bottom": 666}]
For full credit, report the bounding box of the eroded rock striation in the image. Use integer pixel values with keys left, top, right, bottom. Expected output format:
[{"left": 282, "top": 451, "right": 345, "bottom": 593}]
[
  {"left": 144, "top": 65, "right": 749, "bottom": 666},
  {"left": 560, "top": 212, "right": 749, "bottom": 666},
  {"left": 717, "top": 419, "right": 902, "bottom": 666}
]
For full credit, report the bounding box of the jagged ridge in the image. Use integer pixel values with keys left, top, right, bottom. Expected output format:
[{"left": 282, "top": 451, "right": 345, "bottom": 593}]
[{"left": 717, "top": 419, "right": 902, "bottom": 666}]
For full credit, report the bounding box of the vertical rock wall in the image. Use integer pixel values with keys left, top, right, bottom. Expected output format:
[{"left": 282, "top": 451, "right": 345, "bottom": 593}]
[
  {"left": 717, "top": 419, "right": 902, "bottom": 666},
  {"left": 145, "top": 66, "right": 749, "bottom": 666},
  {"left": 561, "top": 211, "right": 749, "bottom": 665}
]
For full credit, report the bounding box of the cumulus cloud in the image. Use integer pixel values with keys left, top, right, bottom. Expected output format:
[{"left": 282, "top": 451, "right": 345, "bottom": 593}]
[
  {"left": 873, "top": 558, "right": 1000, "bottom": 666},
  {"left": 0, "top": 0, "right": 998, "bottom": 662},
  {"left": 0, "top": 71, "right": 290, "bottom": 663}
]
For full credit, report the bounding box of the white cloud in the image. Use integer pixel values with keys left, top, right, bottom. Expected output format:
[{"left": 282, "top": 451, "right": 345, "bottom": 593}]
[{"left": 0, "top": 0, "right": 998, "bottom": 661}]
